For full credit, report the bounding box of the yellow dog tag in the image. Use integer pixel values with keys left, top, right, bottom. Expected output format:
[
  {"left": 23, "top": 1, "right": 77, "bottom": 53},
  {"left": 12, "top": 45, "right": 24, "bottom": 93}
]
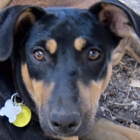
[{"left": 13, "top": 105, "right": 31, "bottom": 127}]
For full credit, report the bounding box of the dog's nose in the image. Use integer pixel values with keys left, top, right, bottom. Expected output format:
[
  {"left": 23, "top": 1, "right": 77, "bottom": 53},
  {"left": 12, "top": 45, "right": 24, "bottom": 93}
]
[{"left": 49, "top": 112, "right": 81, "bottom": 134}]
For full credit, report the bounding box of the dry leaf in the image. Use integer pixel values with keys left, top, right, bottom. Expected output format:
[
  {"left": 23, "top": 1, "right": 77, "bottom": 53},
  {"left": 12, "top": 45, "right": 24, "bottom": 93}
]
[{"left": 129, "top": 80, "right": 140, "bottom": 88}]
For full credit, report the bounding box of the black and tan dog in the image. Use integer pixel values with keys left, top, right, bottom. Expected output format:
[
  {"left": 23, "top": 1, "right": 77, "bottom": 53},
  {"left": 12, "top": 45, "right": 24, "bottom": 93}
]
[{"left": 0, "top": 0, "right": 140, "bottom": 140}]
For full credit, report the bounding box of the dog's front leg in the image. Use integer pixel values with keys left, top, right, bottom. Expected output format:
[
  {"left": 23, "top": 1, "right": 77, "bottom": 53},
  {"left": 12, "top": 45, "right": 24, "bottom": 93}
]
[
  {"left": 80, "top": 118, "right": 140, "bottom": 140},
  {"left": 113, "top": 32, "right": 140, "bottom": 66}
]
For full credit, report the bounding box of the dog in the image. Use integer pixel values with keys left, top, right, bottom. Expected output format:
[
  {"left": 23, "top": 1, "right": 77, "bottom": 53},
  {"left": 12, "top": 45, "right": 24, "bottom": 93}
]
[{"left": 0, "top": 0, "right": 140, "bottom": 140}]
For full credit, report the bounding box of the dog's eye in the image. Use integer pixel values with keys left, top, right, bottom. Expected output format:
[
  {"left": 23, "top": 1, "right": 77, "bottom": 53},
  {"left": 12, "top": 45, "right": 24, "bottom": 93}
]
[
  {"left": 34, "top": 50, "right": 45, "bottom": 61},
  {"left": 87, "top": 49, "right": 100, "bottom": 60}
]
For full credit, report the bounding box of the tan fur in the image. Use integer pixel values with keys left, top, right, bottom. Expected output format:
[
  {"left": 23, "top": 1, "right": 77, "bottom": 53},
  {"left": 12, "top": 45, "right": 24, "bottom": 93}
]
[
  {"left": 46, "top": 39, "right": 57, "bottom": 54},
  {"left": 101, "top": 64, "right": 112, "bottom": 93},
  {"left": 78, "top": 64, "right": 112, "bottom": 110},
  {"left": 99, "top": 4, "right": 132, "bottom": 37},
  {"left": 0, "top": 0, "right": 11, "bottom": 9},
  {"left": 21, "top": 64, "right": 43, "bottom": 106},
  {"left": 126, "top": 47, "right": 140, "bottom": 64},
  {"left": 78, "top": 80, "right": 101, "bottom": 117},
  {"left": 82, "top": 118, "right": 140, "bottom": 140},
  {"left": 18, "top": 9, "right": 36, "bottom": 24},
  {"left": 21, "top": 63, "right": 34, "bottom": 94},
  {"left": 61, "top": 137, "right": 78, "bottom": 140},
  {"left": 113, "top": 38, "right": 127, "bottom": 66},
  {"left": 53, "top": 135, "right": 79, "bottom": 140},
  {"left": 15, "top": 8, "right": 36, "bottom": 32},
  {"left": 125, "top": 34, "right": 140, "bottom": 64},
  {"left": 113, "top": 32, "right": 140, "bottom": 66},
  {"left": 74, "top": 37, "right": 86, "bottom": 51},
  {"left": 21, "top": 64, "right": 55, "bottom": 108}
]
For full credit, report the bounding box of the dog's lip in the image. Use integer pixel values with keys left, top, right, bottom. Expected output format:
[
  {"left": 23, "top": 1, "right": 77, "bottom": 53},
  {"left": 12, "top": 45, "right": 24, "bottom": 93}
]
[{"left": 47, "top": 118, "right": 82, "bottom": 136}]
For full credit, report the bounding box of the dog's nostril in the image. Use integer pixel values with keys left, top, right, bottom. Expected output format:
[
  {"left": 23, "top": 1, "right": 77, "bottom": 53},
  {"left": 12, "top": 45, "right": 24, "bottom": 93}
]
[
  {"left": 51, "top": 121, "right": 78, "bottom": 131},
  {"left": 68, "top": 122, "right": 77, "bottom": 128},
  {"left": 52, "top": 122, "right": 60, "bottom": 128}
]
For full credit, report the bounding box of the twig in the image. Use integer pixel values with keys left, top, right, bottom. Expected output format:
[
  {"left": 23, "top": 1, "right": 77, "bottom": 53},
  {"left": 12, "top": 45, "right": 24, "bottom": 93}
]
[
  {"left": 125, "top": 87, "right": 131, "bottom": 102},
  {"left": 106, "top": 108, "right": 113, "bottom": 119},
  {"left": 134, "top": 62, "right": 138, "bottom": 68},
  {"left": 133, "top": 88, "right": 140, "bottom": 98},
  {"left": 102, "top": 93, "right": 107, "bottom": 100},
  {"left": 114, "top": 103, "right": 132, "bottom": 106},
  {"left": 116, "top": 86, "right": 127, "bottom": 94}
]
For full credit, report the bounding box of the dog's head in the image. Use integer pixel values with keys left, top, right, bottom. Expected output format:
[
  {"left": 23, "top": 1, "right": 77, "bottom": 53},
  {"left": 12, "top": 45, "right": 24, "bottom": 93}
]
[{"left": 0, "top": 1, "right": 139, "bottom": 138}]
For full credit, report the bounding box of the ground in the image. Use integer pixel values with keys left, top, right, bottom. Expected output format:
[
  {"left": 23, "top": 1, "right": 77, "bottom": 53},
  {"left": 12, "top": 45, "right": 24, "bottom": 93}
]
[{"left": 99, "top": 53, "right": 140, "bottom": 130}]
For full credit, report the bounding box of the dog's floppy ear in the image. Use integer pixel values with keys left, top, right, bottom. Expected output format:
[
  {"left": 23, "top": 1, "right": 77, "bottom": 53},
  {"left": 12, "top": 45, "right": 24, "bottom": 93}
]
[
  {"left": 0, "top": 5, "right": 46, "bottom": 61},
  {"left": 89, "top": 0, "right": 140, "bottom": 40}
]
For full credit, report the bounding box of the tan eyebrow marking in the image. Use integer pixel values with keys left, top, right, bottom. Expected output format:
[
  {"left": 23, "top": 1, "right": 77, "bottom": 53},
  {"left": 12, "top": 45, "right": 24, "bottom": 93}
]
[
  {"left": 46, "top": 39, "right": 57, "bottom": 54},
  {"left": 74, "top": 37, "right": 86, "bottom": 51}
]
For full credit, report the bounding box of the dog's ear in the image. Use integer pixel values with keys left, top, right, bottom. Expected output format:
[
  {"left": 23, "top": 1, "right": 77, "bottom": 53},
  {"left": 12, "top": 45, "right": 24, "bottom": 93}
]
[
  {"left": 89, "top": 0, "right": 140, "bottom": 43},
  {"left": 0, "top": 5, "right": 46, "bottom": 61}
]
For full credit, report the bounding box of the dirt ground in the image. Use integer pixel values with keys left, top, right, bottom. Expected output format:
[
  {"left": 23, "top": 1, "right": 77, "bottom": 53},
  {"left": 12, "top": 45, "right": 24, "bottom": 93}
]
[
  {"left": 10, "top": 0, "right": 140, "bottom": 130},
  {"left": 99, "top": 53, "right": 140, "bottom": 130}
]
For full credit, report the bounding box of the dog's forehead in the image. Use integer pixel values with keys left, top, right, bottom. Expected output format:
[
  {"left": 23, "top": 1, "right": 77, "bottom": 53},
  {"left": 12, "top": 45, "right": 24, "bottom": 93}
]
[
  {"left": 29, "top": 8, "right": 97, "bottom": 50},
  {"left": 45, "top": 7, "right": 87, "bottom": 16},
  {"left": 45, "top": 8, "right": 91, "bottom": 36},
  {"left": 29, "top": 7, "right": 100, "bottom": 46},
  {"left": 42, "top": 7, "right": 95, "bottom": 34}
]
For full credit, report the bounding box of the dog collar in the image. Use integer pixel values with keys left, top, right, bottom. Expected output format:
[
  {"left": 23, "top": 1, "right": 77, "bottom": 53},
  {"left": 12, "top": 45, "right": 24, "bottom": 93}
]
[{"left": 0, "top": 93, "right": 32, "bottom": 127}]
